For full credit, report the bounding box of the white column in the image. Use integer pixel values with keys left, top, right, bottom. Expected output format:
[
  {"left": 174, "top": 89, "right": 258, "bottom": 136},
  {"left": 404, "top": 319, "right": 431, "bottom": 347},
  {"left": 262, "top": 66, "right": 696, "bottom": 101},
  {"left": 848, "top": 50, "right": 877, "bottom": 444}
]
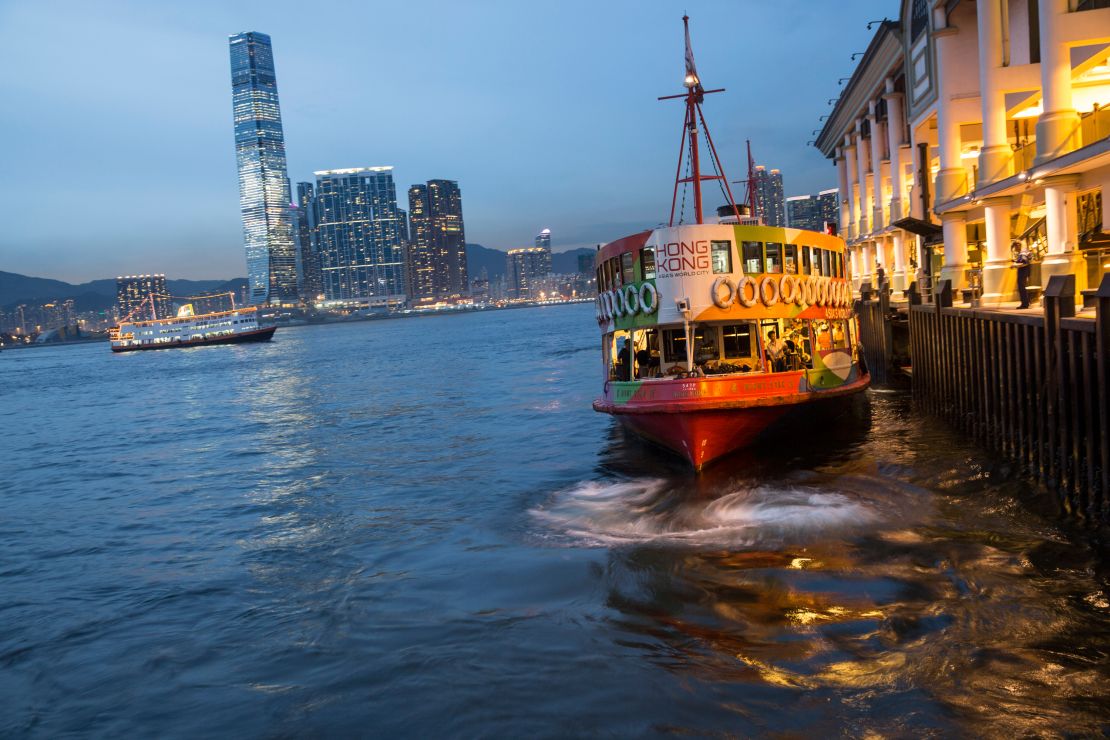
[
  {"left": 855, "top": 120, "right": 871, "bottom": 235},
  {"left": 982, "top": 196, "right": 1014, "bottom": 301},
  {"left": 1039, "top": 175, "right": 1087, "bottom": 294},
  {"left": 844, "top": 135, "right": 859, "bottom": 239},
  {"left": 884, "top": 81, "right": 906, "bottom": 222},
  {"left": 861, "top": 241, "right": 873, "bottom": 286},
  {"left": 892, "top": 231, "right": 907, "bottom": 292},
  {"left": 977, "top": 0, "right": 1012, "bottom": 184},
  {"left": 939, "top": 212, "right": 969, "bottom": 291},
  {"left": 932, "top": 12, "right": 967, "bottom": 205},
  {"left": 1036, "top": 0, "right": 1080, "bottom": 163},
  {"left": 835, "top": 150, "right": 850, "bottom": 236},
  {"left": 869, "top": 101, "right": 885, "bottom": 230}
]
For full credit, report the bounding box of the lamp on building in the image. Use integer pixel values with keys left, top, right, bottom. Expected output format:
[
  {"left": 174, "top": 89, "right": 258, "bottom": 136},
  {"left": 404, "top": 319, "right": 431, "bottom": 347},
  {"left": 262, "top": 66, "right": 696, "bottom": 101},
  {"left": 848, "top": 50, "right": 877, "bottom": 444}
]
[
  {"left": 866, "top": 18, "right": 889, "bottom": 30},
  {"left": 850, "top": 52, "right": 865, "bottom": 60}
]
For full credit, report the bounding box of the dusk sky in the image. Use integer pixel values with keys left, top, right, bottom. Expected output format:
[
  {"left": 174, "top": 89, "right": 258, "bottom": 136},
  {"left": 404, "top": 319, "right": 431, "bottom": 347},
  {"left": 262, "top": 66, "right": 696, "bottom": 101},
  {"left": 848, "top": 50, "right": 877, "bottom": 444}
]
[{"left": 0, "top": 0, "right": 881, "bottom": 283}]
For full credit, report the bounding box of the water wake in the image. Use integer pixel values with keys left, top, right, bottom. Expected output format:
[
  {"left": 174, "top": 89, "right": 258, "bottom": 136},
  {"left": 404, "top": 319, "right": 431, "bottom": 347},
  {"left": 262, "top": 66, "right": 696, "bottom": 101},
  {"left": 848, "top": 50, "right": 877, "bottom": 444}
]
[{"left": 532, "top": 474, "right": 919, "bottom": 548}]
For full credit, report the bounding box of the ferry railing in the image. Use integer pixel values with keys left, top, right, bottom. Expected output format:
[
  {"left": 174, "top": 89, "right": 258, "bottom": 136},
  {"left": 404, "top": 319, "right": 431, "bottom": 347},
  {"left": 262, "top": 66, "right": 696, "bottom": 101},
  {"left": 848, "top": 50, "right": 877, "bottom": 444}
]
[{"left": 908, "top": 273, "right": 1110, "bottom": 524}]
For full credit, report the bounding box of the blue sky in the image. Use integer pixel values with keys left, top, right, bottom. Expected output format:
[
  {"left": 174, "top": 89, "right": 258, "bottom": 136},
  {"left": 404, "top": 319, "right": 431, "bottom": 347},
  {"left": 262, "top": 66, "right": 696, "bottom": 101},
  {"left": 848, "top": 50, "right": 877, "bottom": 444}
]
[{"left": 0, "top": 0, "right": 881, "bottom": 282}]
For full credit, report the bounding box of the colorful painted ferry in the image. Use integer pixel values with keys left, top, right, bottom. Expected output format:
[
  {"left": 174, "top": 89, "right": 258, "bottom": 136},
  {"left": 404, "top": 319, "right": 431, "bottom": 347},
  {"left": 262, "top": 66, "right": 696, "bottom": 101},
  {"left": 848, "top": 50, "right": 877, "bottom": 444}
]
[
  {"left": 109, "top": 295, "right": 276, "bottom": 352},
  {"left": 591, "top": 17, "right": 868, "bottom": 469}
]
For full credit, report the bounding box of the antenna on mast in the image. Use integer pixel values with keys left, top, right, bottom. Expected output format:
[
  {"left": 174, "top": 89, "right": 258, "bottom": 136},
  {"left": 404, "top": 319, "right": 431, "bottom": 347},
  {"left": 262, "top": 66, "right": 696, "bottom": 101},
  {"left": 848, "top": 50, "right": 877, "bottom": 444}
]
[{"left": 659, "top": 15, "right": 741, "bottom": 227}]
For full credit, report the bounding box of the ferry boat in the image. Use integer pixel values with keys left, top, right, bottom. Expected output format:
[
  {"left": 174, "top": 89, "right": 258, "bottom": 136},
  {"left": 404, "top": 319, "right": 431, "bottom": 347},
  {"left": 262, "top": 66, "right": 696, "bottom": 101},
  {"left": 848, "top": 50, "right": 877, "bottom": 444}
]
[
  {"left": 592, "top": 18, "right": 869, "bottom": 469},
  {"left": 109, "top": 294, "right": 276, "bottom": 352}
]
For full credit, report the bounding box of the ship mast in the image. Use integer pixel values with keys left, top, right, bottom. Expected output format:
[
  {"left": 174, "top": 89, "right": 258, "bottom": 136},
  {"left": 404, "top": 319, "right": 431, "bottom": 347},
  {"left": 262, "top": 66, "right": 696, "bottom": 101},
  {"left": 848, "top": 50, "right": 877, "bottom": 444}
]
[{"left": 661, "top": 16, "right": 741, "bottom": 226}]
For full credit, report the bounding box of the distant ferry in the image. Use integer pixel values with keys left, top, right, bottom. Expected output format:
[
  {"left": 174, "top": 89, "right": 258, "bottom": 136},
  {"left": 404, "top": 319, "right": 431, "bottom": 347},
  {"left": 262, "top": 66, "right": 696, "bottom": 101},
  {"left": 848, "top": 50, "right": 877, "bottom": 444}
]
[
  {"left": 591, "top": 17, "right": 868, "bottom": 469},
  {"left": 109, "top": 297, "right": 276, "bottom": 352}
]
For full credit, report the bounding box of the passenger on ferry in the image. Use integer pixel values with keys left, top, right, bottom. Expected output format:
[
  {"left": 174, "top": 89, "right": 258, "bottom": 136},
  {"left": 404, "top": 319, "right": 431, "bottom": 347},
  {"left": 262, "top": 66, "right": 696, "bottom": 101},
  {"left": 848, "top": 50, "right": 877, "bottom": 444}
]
[{"left": 765, "top": 331, "right": 786, "bottom": 372}]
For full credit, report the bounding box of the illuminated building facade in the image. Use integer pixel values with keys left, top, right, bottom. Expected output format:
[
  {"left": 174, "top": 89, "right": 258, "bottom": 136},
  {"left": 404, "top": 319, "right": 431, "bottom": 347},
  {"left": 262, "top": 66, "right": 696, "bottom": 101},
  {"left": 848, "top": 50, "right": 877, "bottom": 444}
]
[
  {"left": 407, "top": 179, "right": 468, "bottom": 303},
  {"left": 294, "top": 181, "right": 323, "bottom": 301},
  {"left": 752, "top": 166, "right": 786, "bottom": 226},
  {"left": 506, "top": 247, "right": 552, "bottom": 300},
  {"left": 229, "top": 31, "right": 297, "bottom": 305},
  {"left": 116, "top": 274, "right": 170, "bottom": 321},
  {"left": 816, "top": 1, "right": 1110, "bottom": 299},
  {"left": 313, "top": 167, "right": 407, "bottom": 302}
]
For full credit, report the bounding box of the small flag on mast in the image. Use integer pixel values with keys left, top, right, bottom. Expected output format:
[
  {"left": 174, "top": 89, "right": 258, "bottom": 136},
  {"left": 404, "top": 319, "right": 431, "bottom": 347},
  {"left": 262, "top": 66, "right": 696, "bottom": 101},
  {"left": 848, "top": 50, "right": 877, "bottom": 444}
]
[{"left": 683, "top": 15, "right": 702, "bottom": 92}]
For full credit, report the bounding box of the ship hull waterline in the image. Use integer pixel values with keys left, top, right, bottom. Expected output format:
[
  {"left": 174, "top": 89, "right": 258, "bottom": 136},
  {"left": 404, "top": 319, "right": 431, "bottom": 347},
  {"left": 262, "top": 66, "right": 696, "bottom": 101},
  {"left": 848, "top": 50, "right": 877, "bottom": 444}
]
[
  {"left": 110, "top": 325, "right": 277, "bottom": 353},
  {"left": 594, "top": 373, "right": 870, "bottom": 470}
]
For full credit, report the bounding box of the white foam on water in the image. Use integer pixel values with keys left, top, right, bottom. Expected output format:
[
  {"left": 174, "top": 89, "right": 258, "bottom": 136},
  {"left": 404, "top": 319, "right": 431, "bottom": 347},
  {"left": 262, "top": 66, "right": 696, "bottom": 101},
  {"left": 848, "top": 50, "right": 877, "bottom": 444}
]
[{"left": 531, "top": 477, "right": 889, "bottom": 548}]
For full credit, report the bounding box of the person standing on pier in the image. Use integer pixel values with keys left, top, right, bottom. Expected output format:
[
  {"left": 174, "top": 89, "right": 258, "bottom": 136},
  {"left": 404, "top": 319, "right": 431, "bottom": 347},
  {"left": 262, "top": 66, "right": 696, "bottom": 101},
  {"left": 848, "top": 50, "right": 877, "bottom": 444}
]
[{"left": 1012, "top": 241, "right": 1032, "bottom": 309}]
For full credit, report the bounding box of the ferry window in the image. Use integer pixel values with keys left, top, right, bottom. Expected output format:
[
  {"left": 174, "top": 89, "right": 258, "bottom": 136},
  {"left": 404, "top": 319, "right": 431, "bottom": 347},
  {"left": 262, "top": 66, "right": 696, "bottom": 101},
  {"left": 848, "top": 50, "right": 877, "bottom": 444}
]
[
  {"left": 784, "top": 244, "right": 798, "bottom": 274},
  {"left": 821, "top": 249, "right": 832, "bottom": 277},
  {"left": 801, "top": 246, "right": 812, "bottom": 275},
  {"left": 610, "top": 258, "right": 622, "bottom": 287},
  {"left": 711, "top": 240, "right": 732, "bottom": 274},
  {"left": 834, "top": 252, "right": 843, "bottom": 278},
  {"left": 601, "top": 261, "right": 611, "bottom": 290},
  {"left": 722, "top": 323, "right": 754, "bottom": 359},
  {"left": 596, "top": 267, "right": 604, "bottom": 290},
  {"left": 812, "top": 249, "right": 824, "bottom": 276},
  {"left": 765, "top": 243, "right": 783, "bottom": 274},
  {"left": 640, "top": 248, "right": 656, "bottom": 280},
  {"left": 692, "top": 326, "right": 719, "bottom": 362},
  {"left": 621, "top": 253, "right": 634, "bottom": 284},
  {"left": 663, "top": 328, "right": 688, "bottom": 363},
  {"left": 831, "top": 320, "right": 850, "bottom": 349},
  {"left": 742, "top": 241, "right": 763, "bottom": 273}
]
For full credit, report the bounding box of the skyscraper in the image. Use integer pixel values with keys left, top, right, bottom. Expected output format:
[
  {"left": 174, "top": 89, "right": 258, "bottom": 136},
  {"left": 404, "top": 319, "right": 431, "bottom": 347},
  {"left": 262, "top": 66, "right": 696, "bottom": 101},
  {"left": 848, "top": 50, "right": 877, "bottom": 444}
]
[
  {"left": 229, "top": 31, "right": 297, "bottom": 305},
  {"left": 293, "top": 181, "right": 322, "bottom": 301},
  {"left": 506, "top": 247, "right": 552, "bottom": 300},
  {"left": 313, "top": 167, "right": 407, "bottom": 302},
  {"left": 535, "top": 228, "right": 551, "bottom": 250},
  {"left": 116, "top": 275, "right": 170, "bottom": 321},
  {"left": 407, "top": 180, "right": 468, "bottom": 303},
  {"left": 786, "top": 189, "right": 841, "bottom": 232},
  {"left": 752, "top": 166, "right": 786, "bottom": 227}
]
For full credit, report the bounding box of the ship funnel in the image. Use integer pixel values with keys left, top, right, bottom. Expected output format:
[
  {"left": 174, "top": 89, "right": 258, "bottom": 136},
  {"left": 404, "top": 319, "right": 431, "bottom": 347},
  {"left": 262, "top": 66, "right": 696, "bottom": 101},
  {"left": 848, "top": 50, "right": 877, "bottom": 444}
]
[{"left": 717, "top": 203, "right": 755, "bottom": 224}]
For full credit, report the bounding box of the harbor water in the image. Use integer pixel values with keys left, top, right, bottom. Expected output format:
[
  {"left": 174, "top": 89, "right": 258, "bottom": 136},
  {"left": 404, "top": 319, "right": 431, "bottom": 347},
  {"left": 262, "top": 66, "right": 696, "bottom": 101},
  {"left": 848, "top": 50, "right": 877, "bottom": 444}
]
[{"left": 2, "top": 303, "right": 1108, "bottom": 736}]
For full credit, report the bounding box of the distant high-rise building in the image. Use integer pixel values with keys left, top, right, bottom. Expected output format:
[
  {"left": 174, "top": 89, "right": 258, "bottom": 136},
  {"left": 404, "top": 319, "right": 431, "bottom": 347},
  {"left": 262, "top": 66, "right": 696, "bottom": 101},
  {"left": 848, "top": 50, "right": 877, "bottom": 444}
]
[
  {"left": 407, "top": 179, "right": 468, "bottom": 303},
  {"left": 786, "top": 188, "right": 840, "bottom": 233},
  {"left": 577, "top": 253, "right": 593, "bottom": 275},
  {"left": 506, "top": 247, "right": 552, "bottom": 300},
  {"left": 293, "top": 181, "right": 322, "bottom": 301},
  {"left": 752, "top": 166, "right": 786, "bottom": 227},
  {"left": 313, "top": 167, "right": 407, "bottom": 302},
  {"left": 229, "top": 31, "right": 297, "bottom": 305},
  {"left": 116, "top": 274, "right": 170, "bottom": 321},
  {"left": 535, "top": 228, "right": 551, "bottom": 250}
]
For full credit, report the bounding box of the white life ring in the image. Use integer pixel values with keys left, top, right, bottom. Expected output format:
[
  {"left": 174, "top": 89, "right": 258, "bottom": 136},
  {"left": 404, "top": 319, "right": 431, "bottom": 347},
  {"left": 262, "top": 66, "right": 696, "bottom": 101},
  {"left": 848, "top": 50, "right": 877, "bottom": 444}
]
[
  {"left": 612, "top": 289, "right": 626, "bottom": 317},
  {"left": 638, "top": 282, "right": 658, "bottom": 314},
  {"left": 779, "top": 274, "right": 797, "bottom": 304},
  {"left": 598, "top": 292, "right": 609, "bottom": 319},
  {"left": 817, "top": 279, "right": 829, "bottom": 307},
  {"left": 759, "top": 275, "right": 780, "bottom": 307},
  {"left": 711, "top": 277, "right": 735, "bottom": 309},
  {"left": 624, "top": 284, "right": 641, "bottom": 314},
  {"left": 840, "top": 282, "right": 850, "bottom": 307},
  {"left": 736, "top": 276, "right": 758, "bottom": 307}
]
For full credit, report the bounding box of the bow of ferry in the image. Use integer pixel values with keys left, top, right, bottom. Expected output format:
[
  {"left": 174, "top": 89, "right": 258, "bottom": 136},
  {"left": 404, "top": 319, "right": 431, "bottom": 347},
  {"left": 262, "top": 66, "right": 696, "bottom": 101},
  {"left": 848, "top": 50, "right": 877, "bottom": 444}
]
[{"left": 591, "top": 17, "right": 868, "bottom": 470}]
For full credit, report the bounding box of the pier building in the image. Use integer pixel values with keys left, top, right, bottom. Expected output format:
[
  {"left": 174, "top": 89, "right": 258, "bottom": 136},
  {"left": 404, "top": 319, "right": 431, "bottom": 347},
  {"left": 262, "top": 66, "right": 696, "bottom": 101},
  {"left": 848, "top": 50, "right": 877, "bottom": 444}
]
[{"left": 815, "top": 0, "right": 1110, "bottom": 305}]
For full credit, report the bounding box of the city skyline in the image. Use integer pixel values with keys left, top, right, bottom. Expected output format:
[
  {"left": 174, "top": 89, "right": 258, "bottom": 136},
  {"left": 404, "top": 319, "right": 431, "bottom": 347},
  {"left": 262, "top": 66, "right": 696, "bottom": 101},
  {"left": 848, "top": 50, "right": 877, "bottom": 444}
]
[{"left": 0, "top": 1, "right": 881, "bottom": 283}]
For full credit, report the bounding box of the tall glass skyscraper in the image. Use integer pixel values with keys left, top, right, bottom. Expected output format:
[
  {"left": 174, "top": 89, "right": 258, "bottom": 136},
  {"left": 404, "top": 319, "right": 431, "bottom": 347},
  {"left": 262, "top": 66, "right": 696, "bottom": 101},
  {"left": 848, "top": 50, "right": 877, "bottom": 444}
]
[
  {"left": 313, "top": 167, "right": 407, "bottom": 302},
  {"left": 293, "top": 182, "right": 323, "bottom": 301},
  {"left": 229, "top": 31, "right": 297, "bottom": 305},
  {"left": 752, "top": 166, "right": 786, "bottom": 227},
  {"left": 407, "top": 180, "right": 468, "bottom": 303}
]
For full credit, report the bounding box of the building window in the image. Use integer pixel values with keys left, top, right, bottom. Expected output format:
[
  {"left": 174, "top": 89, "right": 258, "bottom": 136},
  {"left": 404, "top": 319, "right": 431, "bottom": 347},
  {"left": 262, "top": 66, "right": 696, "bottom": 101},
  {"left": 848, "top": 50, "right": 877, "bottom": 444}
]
[
  {"left": 765, "top": 243, "right": 784, "bottom": 274},
  {"left": 742, "top": 241, "right": 764, "bottom": 273},
  {"left": 711, "top": 240, "right": 732, "bottom": 274},
  {"left": 640, "top": 248, "right": 656, "bottom": 280}
]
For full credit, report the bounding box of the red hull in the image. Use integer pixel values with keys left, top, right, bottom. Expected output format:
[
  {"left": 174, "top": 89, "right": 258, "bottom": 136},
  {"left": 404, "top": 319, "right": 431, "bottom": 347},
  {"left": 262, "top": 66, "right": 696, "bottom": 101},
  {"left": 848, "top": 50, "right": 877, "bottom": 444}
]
[{"left": 594, "top": 373, "right": 869, "bottom": 469}]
